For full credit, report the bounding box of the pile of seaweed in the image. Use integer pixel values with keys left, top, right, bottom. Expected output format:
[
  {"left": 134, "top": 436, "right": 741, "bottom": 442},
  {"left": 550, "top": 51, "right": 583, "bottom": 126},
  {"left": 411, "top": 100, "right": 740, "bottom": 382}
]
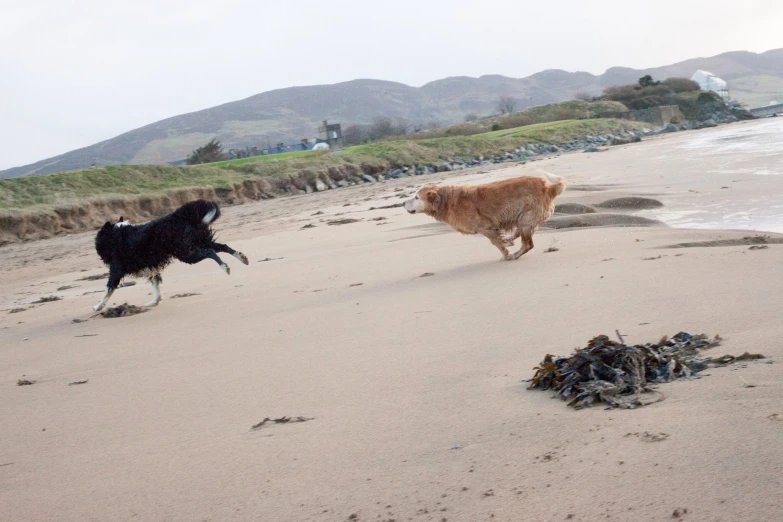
[{"left": 527, "top": 332, "right": 754, "bottom": 409}]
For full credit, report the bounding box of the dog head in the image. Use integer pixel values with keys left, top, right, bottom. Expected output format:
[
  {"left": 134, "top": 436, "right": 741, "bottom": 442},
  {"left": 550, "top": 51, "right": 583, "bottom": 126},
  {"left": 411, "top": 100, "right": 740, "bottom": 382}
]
[
  {"left": 95, "top": 221, "right": 118, "bottom": 264},
  {"left": 404, "top": 185, "right": 445, "bottom": 215}
]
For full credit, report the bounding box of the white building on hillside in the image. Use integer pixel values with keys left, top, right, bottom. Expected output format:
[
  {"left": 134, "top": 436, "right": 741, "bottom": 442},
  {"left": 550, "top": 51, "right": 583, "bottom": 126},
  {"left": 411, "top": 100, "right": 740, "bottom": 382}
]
[{"left": 691, "top": 70, "right": 729, "bottom": 100}]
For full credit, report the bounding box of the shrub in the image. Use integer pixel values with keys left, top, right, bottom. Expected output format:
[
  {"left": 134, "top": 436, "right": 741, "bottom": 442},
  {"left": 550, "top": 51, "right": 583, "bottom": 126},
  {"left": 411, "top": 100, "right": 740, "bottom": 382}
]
[
  {"left": 554, "top": 106, "right": 581, "bottom": 121},
  {"left": 604, "top": 84, "right": 671, "bottom": 106},
  {"left": 663, "top": 77, "right": 700, "bottom": 93},
  {"left": 343, "top": 124, "right": 367, "bottom": 146},
  {"left": 638, "top": 75, "right": 660, "bottom": 88},
  {"left": 187, "top": 139, "right": 224, "bottom": 165},
  {"left": 500, "top": 113, "right": 535, "bottom": 128},
  {"left": 367, "top": 117, "right": 410, "bottom": 141},
  {"left": 603, "top": 84, "right": 639, "bottom": 101},
  {"left": 697, "top": 91, "right": 721, "bottom": 104},
  {"left": 497, "top": 96, "right": 517, "bottom": 115}
]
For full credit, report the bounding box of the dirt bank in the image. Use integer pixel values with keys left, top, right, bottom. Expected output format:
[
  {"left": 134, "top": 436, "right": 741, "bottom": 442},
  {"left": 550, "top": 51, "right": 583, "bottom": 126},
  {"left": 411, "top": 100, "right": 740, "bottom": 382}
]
[{"left": 0, "top": 164, "right": 387, "bottom": 245}]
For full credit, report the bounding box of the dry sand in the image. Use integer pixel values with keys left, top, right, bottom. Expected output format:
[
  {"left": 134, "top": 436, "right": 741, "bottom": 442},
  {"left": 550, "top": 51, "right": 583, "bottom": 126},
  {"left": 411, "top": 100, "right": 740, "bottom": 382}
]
[{"left": 2, "top": 120, "right": 783, "bottom": 522}]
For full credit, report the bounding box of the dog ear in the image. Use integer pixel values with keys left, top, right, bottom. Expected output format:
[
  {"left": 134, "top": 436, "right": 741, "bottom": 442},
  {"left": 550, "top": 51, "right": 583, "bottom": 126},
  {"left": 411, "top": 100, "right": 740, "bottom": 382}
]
[
  {"left": 102, "top": 221, "right": 112, "bottom": 229},
  {"left": 425, "top": 190, "right": 439, "bottom": 203},
  {"left": 118, "top": 216, "right": 124, "bottom": 222}
]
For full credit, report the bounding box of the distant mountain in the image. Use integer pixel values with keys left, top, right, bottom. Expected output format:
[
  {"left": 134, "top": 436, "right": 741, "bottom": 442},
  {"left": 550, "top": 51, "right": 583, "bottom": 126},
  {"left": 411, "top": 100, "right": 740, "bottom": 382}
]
[{"left": 3, "top": 48, "right": 782, "bottom": 178}]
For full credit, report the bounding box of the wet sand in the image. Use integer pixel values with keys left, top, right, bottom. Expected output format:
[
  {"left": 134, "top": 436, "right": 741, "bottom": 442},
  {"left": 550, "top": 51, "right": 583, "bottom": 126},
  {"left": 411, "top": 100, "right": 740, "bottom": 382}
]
[{"left": 2, "top": 120, "right": 783, "bottom": 521}]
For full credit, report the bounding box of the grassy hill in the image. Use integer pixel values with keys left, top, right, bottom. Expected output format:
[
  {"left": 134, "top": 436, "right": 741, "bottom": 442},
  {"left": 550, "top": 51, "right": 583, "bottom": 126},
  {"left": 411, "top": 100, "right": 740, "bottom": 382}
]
[{"left": 2, "top": 48, "right": 781, "bottom": 178}]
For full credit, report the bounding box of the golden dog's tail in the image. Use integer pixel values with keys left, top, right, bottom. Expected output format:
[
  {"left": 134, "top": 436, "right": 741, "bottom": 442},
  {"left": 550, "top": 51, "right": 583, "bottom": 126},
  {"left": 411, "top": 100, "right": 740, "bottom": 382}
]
[{"left": 540, "top": 171, "right": 567, "bottom": 197}]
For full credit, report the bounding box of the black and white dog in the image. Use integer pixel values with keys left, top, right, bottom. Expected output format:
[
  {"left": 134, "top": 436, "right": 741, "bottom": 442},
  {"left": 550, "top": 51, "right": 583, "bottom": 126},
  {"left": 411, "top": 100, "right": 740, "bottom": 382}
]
[{"left": 92, "top": 200, "right": 249, "bottom": 311}]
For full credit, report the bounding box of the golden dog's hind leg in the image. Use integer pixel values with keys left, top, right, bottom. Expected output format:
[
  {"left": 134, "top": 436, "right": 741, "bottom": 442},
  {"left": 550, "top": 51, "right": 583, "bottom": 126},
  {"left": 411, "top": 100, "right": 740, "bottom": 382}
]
[
  {"left": 483, "top": 231, "right": 511, "bottom": 260},
  {"left": 510, "top": 229, "right": 535, "bottom": 260}
]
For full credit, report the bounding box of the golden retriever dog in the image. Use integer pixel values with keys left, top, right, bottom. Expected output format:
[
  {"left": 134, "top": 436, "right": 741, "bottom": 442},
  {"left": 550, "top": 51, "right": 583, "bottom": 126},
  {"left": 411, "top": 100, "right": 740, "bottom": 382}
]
[{"left": 403, "top": 172, "right": 566, "bottom": 260}]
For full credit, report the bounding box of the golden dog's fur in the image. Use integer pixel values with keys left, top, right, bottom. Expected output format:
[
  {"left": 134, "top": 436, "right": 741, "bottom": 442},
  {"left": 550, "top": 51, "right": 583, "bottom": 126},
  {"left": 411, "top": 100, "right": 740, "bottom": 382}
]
[{"left": 403, "top": 172, "right": 566, "bottom": 260}]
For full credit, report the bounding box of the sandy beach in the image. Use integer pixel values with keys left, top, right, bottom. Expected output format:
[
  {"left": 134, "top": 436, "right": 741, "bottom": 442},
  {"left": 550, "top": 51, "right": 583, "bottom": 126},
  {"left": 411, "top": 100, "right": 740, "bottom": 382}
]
[{"left": 2, "top": 119, "right": 783, "bottom": 522}]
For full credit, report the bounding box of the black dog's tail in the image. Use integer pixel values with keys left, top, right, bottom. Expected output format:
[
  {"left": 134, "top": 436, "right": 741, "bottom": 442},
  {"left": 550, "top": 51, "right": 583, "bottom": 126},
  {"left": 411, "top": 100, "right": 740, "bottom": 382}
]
[{"left": 172, "top": 200, "right": 221, "bottom": 227}]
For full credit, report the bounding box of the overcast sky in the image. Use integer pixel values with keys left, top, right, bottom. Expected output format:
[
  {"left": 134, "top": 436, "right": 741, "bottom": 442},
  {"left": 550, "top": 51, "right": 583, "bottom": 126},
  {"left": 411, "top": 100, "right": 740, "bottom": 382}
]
[{"left": 1, "top": 0, "right": 781, "bottom": 170}]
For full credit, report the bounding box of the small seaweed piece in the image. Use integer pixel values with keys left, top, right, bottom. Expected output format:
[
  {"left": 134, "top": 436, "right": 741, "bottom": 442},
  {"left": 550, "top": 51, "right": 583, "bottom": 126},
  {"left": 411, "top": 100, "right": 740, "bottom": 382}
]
[
  {"left": 32, "top": 296, "right": 61, "bottom": 304},
  {"left": 327, "top": 218, "right": 360, "bottom": 226},
  {"left": 101, "top": 303, "right": 147, "bottom": 318},
  {"left": 251, "top": 416, "right": 313, "bottom": 430},
  {"left": 368, "top": 203, "right": 404, "bottom": 210},
  {"left": 706, "top": 351, "right": 764, "bottom": 365}
]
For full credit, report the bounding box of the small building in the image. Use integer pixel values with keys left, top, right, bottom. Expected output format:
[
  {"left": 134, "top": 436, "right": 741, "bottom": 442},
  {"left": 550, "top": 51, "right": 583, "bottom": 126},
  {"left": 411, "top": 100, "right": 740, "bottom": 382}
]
[
  {"left": 318, "top": 120, "right": 343, "bottom": 149},
  {"left": 691, "top": 70, "right": 729, "bottom": 100}
]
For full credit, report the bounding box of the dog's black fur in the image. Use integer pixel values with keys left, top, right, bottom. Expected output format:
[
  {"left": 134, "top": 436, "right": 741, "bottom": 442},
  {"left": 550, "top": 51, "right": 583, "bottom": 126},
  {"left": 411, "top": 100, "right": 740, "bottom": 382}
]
[{"left": 92, "top": 200, "right": 248, "bottom": 311}]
